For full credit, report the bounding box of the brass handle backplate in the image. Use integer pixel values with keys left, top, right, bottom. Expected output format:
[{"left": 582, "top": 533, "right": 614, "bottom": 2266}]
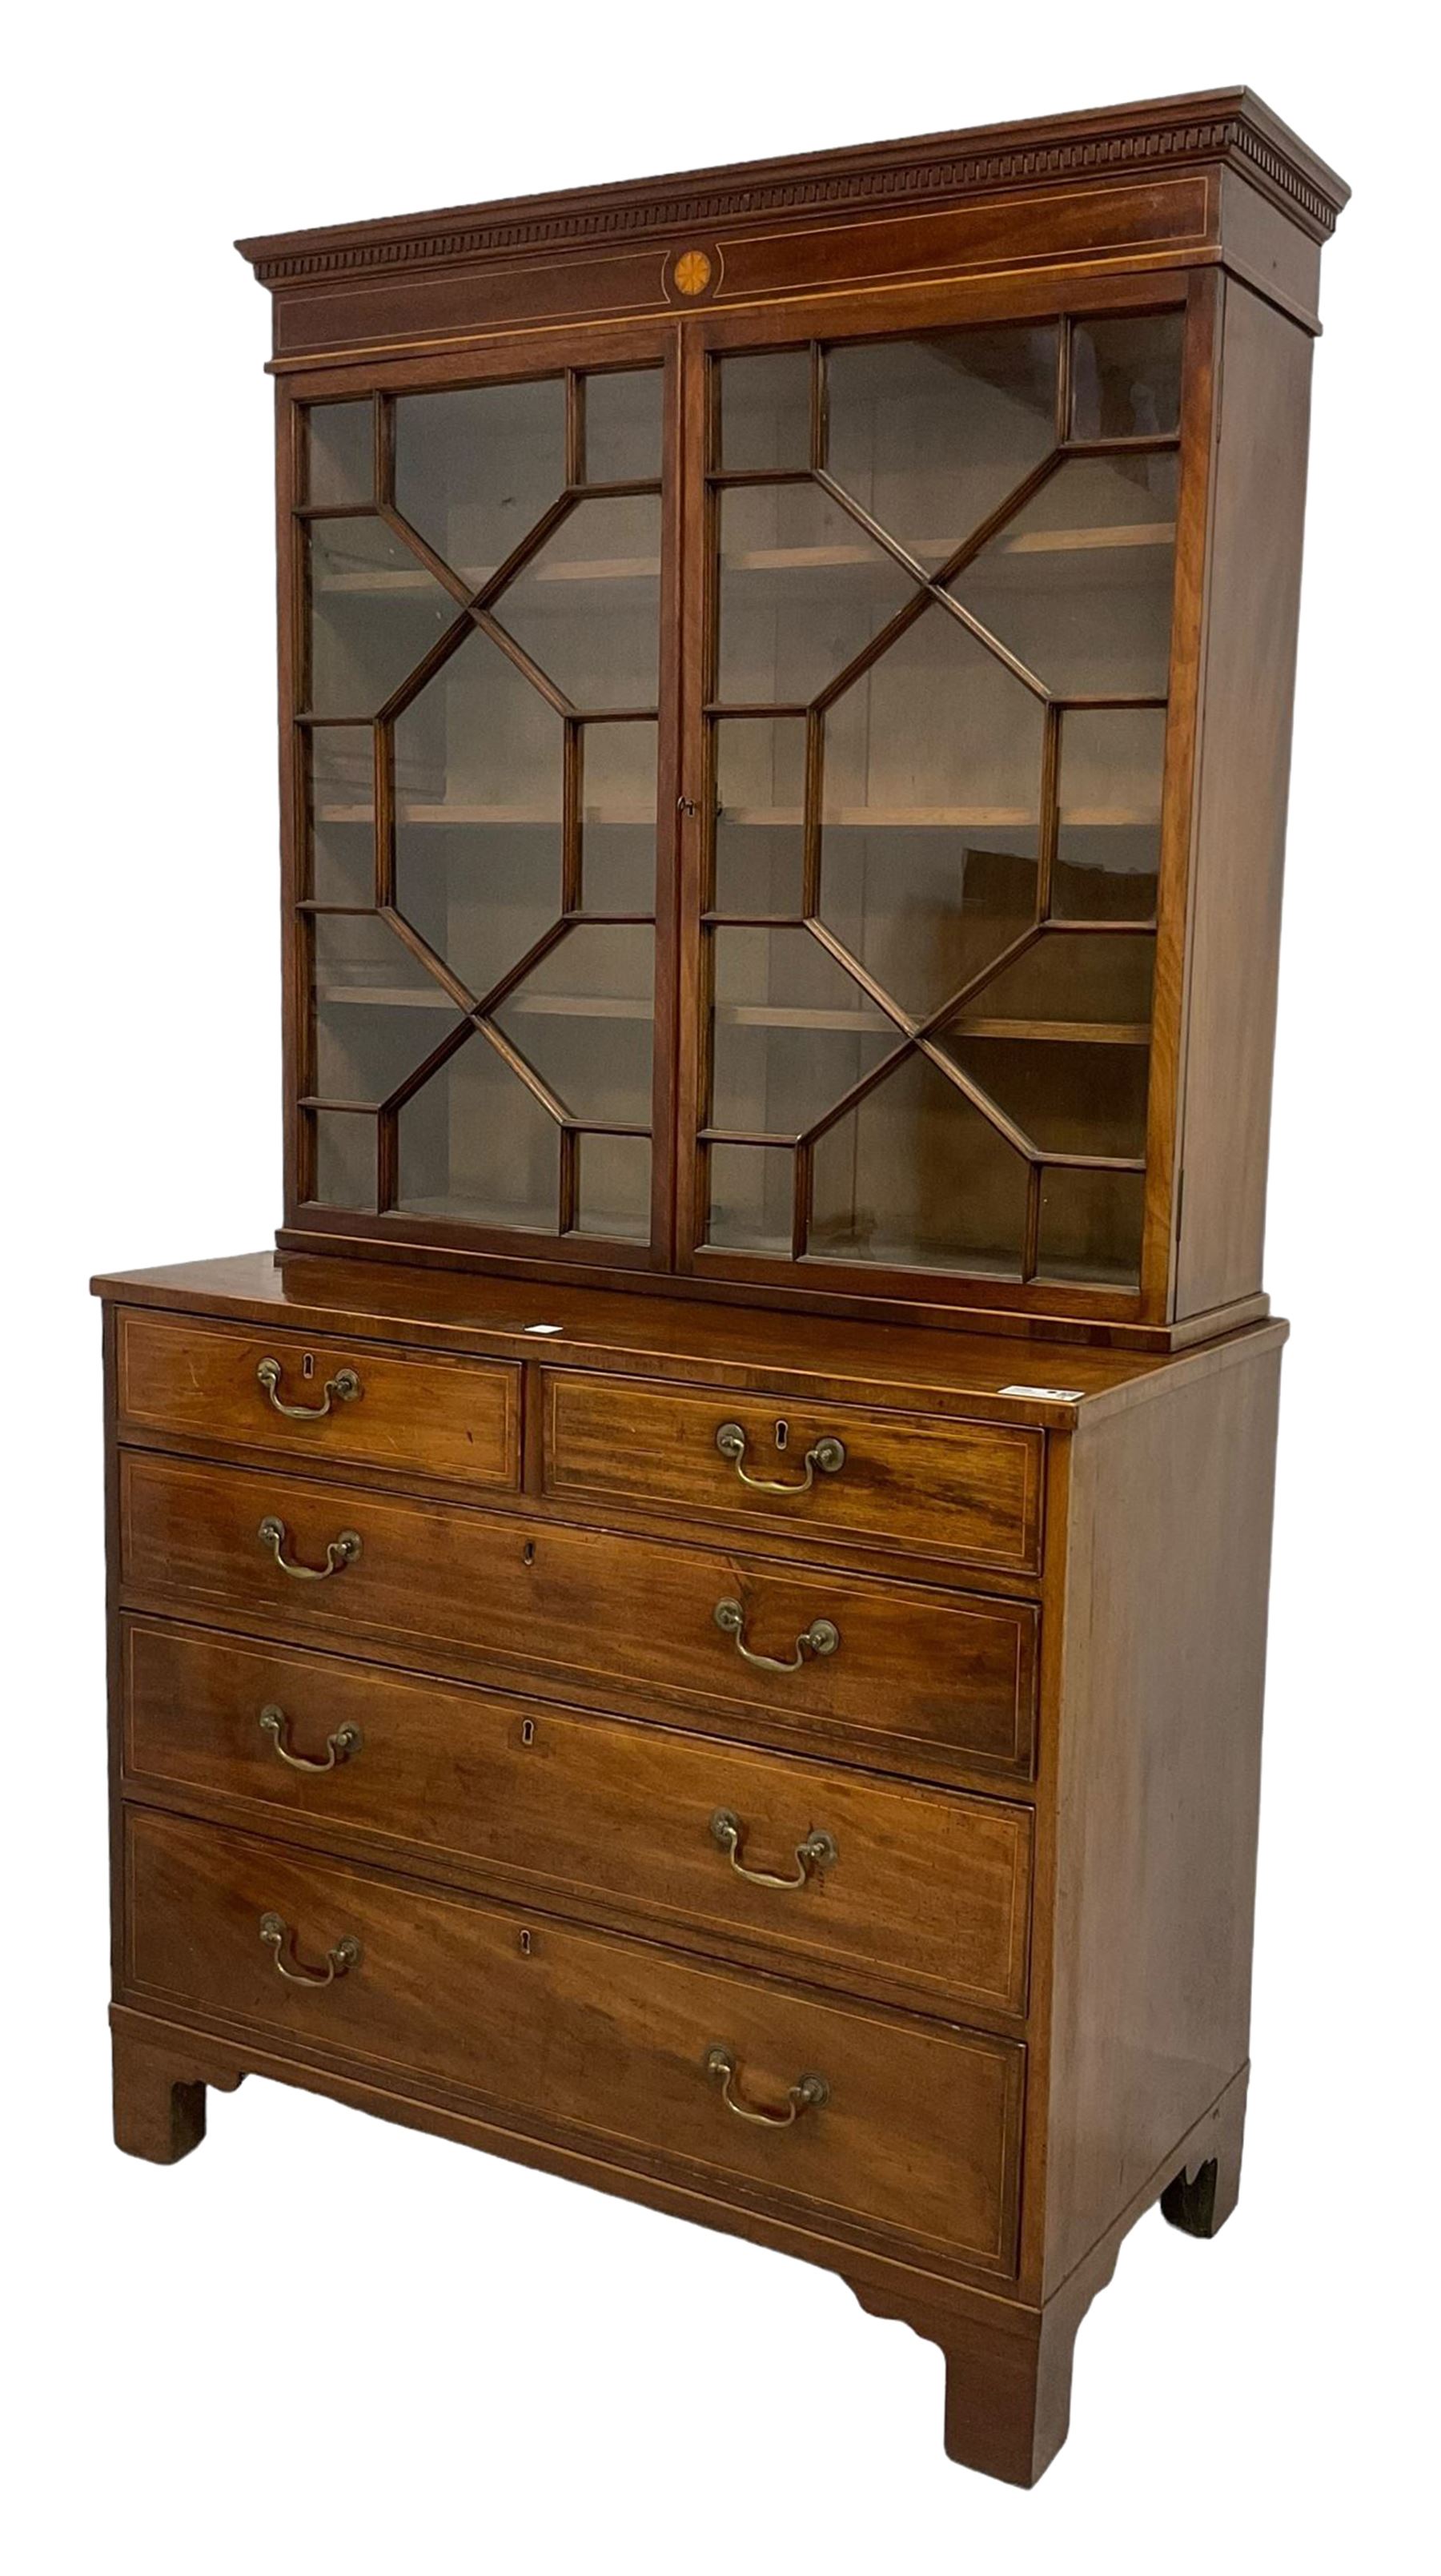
[
  {"left": 713, "top": 1597, "right": 840, "bottom": 1672},
  {"left": 709, "top": 1809, "right": 837, "bottom": 1889},
  {"left": 259, "top": 1911, "right": 361, "bottom": 1987},
  {"left": 703, "top": 2045, "right": 829, "bottom": 2127},
  {"left": 258, "top": 1516, "right": 362, "bottom": 1580},
  {"left": 716, "top": 1422, "right": 845, "bottom": 1495},
  {"left": 259, "top": 1704, "right": 363, "bottom": 1773},
  {"left": 256, "top": 1356, "right": 360, "bottom": 1419}
]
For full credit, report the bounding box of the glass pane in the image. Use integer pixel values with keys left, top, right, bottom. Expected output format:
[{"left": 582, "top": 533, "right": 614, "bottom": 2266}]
[
  {"left": 939, "top": 1035, "right": 1150, "bottom": 1159},
  {"left": 712, "top": 719, "right": 807, "bottom": 916},
  {"left": 575, "top": 1133, "right": 651, "bottom": 1240},
  {"left": 710, "top": 929, "right": 897, "bottom": 1137},
  {"left": 496, "top": 496, "right": 660, "bottom": 709},
  {"left": 395, "top": 630, "right": 563, "bottom": 1001},
  {"left": 393, "top": 380, "right": 566, "bottom": 582},
  {"left": 583, "top": 370, "right": 662, "bottom": 483},
  {"left": 306, "top": 402, "right": 373, "bottom": 508},
  {"left": 949, "top": 452, "right": 1178, "bottom": 697},
  {"left": 809, "top": 1055, "right": 1028, "bottom": 1275},
  {"left": 719, "top": 352, "right": 811, "bottom": 472},
  {"left": 494, "top": 924, "right": 653, "bottom": 1126},
  {"left": 308, "top": 729, "right": 375, "bottom": 905},
  {"left": 398, "top": 1034, "right": 560, "bottom": 1229},
  {"left": 311, "top": 1109, "right": 375, "bottom": 1209},
  {"left": 1036, "top": 1166, "right": 1145, "bottom": 1288},
  {"left": 1071, "top": 315, "right": 1183, "bottom": 441},
  {"left": 307, "top": 518, "right": 456, "bottom": 717},
  {"left": 819, "top": 608, "right": 1042, "bottom": 1015},
  {"left": 967, "top": 931, "right": 1154, "bottom": 1029},
  {"left": 707, "top": 1143, "right": 793, "bottom": 1253},
  {"left": 582, "top": 723, "right": 656, "bottom": 912},
  {"left": 826, "top": 326, "right": 1058, "bottom": 565},
  {"left": 716, "top": 483, "right": 915, "bottom": 706},
  {"left": 313, "top": 914, "right": 460, "bottom": 1103},
  {"left": 1055, "top": 707, "right": 1166, "bottom": 921}
]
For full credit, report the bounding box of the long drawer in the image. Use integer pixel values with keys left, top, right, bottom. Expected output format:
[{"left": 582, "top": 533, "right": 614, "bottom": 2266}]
[
  {"left": 118, "top": 1454, "right": 1038, "bottom": 1782},
  {"left": 544, "top": 1370, "right": 1044, "bottom": 1573},
  {"left": 122, "top": 1620, "right": 1034, "bottom": 2015},
  {"left": 115, "top": 1309, "right": 521, "bottom": 1490},
  {"left": 124, "top": 1809, "right": 1025, "bottom": 2273}
]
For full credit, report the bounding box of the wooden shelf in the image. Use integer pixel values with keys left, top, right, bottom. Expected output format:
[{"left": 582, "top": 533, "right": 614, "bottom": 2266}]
[
  {"left": 720, "top": 525, "right": 1174, "bottom": 573},
  {"left": 317, "top": 806, "right": 652, "bottom": 827},
  {"left": 317, "top": 803, "right": 1158, "bottom": 834},
  {"left": 503, "top": 993, "right": 652, "bottom": 1021},
  {"left": 318, "top": 987, "right": 456, "bottom": 1010},
  {"left": 312, "top": 524, "right": 1177, "bottom": 602},
  {"left": 319, "top": 987, "right": 653, "bottom": 1021},
  {"left": 315, "top": 557, "right": 659, "bottom": 597},
  {"left": 946, "top": 1018, "right": 1152, "bottom": 1045},
  {"left": 713, "top": 1007, "right": 1152, "bottom": 1040},
  {"left": 720, "top": 806, "right": 1158, "bottom": 830},
  {"left": 716, "top": 1003, "right": 895, "bottom": 1033},
  {"left": 316, "top": 989, "right": 1150, "bottom": 1045},
  {"left": 317, "top": 803, "right": 1157, "bottom": 831}
]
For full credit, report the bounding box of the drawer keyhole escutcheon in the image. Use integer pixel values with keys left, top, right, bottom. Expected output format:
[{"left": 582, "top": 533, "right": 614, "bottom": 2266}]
[
  {"left": 703, "top": 2046, "right": 829, "bottom": 2127},
  {"left": 715, "top": 1422, "right": 845, "bottom": 1496},
  {"left": 709, "top": 1809, "right": 838, "bottom": 1888},
  {"left": 259, "top": 1705, "right": 363, "bottom": 1773},
  {"left": 713, "top": 1597, "right": 840, "bottom": 1673},
  {"left": 259, "top": 1912, "right": 361, "bottom": 1987},
  {"left": 258, "top": 1517, "right": 362, "bottom": 1580},
  {"left": 256, "top": 1356, "right": 361, "bottom": 1420}
]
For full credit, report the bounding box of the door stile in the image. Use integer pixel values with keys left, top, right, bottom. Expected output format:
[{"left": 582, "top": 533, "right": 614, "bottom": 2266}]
[
  {"left": 648, "top": 325, "right": 688, "bottom": 1269},
  {"left": 672, "top": 315, "right": 712, "bottom": 1272},
  {"left": 1142, "top": 268, "right": 1222, "bottom": 1320},
  {"left": 275, "top": 381, "right": 306, "bottom": 1213}
]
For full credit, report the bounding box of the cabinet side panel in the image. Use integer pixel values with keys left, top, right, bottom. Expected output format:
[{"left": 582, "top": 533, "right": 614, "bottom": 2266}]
[
  {"left": 1174, "top": 285, "right": 1314, "bottom": 1317},
  {"left": 1042, "top": 1344, "right": 1282, "bottom": 2292}
]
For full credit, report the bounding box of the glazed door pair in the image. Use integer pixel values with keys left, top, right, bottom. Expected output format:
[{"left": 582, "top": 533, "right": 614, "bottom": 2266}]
[{"left": 291, "top": 298, "right": 1186, "bottom": 1301}]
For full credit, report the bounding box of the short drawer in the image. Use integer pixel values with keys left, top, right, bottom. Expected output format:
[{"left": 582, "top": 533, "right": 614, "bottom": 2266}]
[
  {"left": 122, "top": 1621, "right": 1034, "bottom": 2015},
  {"left": 118, "top": 1455, "right": 1038, "bottom": 1784},
  {"left": 124, "top": 1809, "right": 1025, "bottom": 2273},
  {"left": 543, "top": 1372, "right": 1043, "bottom": 1573},
  {"left": 115, "top": 1310, "right": 520, "bottom": 1491}
]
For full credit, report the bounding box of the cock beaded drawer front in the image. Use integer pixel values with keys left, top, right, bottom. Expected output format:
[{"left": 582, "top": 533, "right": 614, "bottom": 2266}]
[
  {"left": 122, "top": 1809, "right": 1026, "bottom": 2277},
  {"left": 116, "top": 1448, "right": 1040, "bottom": 1784},
  {"left": 98, "top": 77, "right": 1341, "bottom": 2496},
  {"left": 119, "top": 1620, "right": 1034, "bottom": 2019}
]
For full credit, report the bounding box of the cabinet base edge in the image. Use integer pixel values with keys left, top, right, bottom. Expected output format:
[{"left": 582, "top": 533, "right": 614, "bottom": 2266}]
[
  {"left": 109, "top": 2005, "right": 1246, "bottom": 2484},
  {"left": 273, "top": 1228, "right": 1270, "bottom": 1352}
]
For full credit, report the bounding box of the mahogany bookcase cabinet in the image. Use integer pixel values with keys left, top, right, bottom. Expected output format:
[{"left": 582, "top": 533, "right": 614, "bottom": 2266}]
[{"left": 94, "top": 89, "right": 1347, "bottom": 2485}]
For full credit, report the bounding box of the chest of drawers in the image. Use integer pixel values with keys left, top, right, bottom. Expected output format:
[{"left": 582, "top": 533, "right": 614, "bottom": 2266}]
[{"left": 97, "top": 1251, "right": 1285, "bottom": 2484}]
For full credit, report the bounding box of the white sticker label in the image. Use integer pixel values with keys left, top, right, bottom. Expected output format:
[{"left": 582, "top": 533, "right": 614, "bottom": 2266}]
[{"left": 998, "top": 1382, "right": 1085, "bottom": 1402}]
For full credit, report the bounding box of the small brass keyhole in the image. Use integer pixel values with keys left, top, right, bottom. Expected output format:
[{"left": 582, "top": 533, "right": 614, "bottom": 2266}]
[
  {"left": 774, "top": 1420, "right": 789, "bottom": 1451},
  {"left": 302, "top": 1352, "right": 315, "bottom": 1380},
  {"left": 523, "top": 1541, "right": 536, "bottom": 1566}
]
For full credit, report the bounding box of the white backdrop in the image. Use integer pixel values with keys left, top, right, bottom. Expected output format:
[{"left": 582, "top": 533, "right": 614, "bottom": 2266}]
[{"left": 4, "top": 7, "right": 1432, "bottom": 2568}]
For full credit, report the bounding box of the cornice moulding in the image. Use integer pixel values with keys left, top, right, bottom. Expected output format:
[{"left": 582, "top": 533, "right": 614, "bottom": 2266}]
[{"left": 235, "top": 87, "right": 1349, "bottom": 290}]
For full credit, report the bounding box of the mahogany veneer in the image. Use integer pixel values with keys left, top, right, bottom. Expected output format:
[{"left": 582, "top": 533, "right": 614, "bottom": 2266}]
[{"left": 96, "top": 86, "right": 1342, "bottom": 2486}]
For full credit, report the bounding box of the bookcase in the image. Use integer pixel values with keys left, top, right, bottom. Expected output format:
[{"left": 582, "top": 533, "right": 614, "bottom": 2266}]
[{"left": 96, "top": 88, "right": 1346, "bottom": 2484}]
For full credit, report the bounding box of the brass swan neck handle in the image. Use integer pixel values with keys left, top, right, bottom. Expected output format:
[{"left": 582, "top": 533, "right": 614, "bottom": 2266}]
[
  {"left": 715, "top": 1422, "right": 845, "bottom": 1496},
  {"left": 256, "top": 1356, "right": 361, "bottom": 1419}
]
